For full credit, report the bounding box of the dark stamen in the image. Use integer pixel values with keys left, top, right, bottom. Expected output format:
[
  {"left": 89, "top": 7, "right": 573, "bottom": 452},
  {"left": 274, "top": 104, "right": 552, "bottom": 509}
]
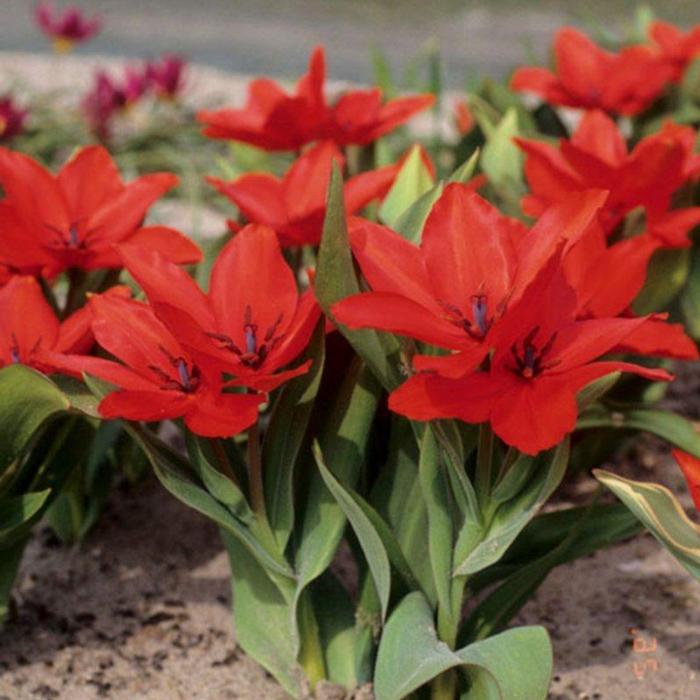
[
  {"left": 510, "top": 326, "right": 559, "bottom": 380},
  {"left": 471, "top": 295, "right": 490, "bottom": 337}
]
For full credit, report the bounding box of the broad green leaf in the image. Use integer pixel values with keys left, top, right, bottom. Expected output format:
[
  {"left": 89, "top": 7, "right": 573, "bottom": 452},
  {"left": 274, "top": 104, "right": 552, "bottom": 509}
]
[
  {"left": 454, "top": 439, "right": 569, "bottom": 576},
  {"left": 51, "top": 374, "right": 101, "bottom": 418},
  {"left": 479, "top": 108, "right": 524, "bottom": 195},
  {"left": 379, "top": 145, "right": 435, "bottom": 229},
  {"left": 392, "top": 183, "right": 444, "bottom": 244},
  {"left": 316, "top": 436, "right": 419, "bottom": 590},
  {"left": 374, "top": 591, "right": 551, "bottom": 700},
  {"left": 371, "top": 417, "right": 434, "bottom": 601},
  {"left": 263, "top": 321, "right": 325, "bottom": 549},
  {"left": 633, "top": 248, "right": 690, "bottom": 315},
  {"left": 316, "top": 164, "right": 401, "bottom": 390},
  {"left": 312, "top": 572, "right": 362, "bottom": 688},
  {"left": 419, "top": 428, "right": 453, "bottom": 616},
  {"left": 595, "top": 469, "right": 700, "bottom": 581},
  {"left": 185, "top": 433, "right": 254, "bottom": 525},
  {"left": 221, "top": 531, "right": 301, "bottom": 698},
  {"left": 0, "top": 365, "right": 70, "bottom": 473},
  {"left": 0, "top": 490, "right": 51, "bottom": 547},
  {"left": 390, "top": 150, "right": 479, "bottom": 245},
  {"left": 293, "top": 361, "right": 381, "bottom": 653},
  {"left": 577, "top": 405, "right": 700, "bottom": 458}
]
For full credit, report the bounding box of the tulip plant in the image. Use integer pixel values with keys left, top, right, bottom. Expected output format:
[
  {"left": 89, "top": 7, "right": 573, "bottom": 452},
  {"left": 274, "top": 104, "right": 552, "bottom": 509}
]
[{"left": 4, "top": 8, "right": 700, "bottom": 700}]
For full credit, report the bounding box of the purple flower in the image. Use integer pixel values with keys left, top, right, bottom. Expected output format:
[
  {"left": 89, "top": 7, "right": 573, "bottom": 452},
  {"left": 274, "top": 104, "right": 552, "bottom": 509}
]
[{"left": 35, "top": 2, "right": 101, "bottom": 52}]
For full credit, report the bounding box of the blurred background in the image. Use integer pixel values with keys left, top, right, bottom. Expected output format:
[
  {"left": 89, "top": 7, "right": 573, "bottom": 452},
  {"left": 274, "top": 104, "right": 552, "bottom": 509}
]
[{"left": 2, "top": 0, "right": 698, "bottom": 85}]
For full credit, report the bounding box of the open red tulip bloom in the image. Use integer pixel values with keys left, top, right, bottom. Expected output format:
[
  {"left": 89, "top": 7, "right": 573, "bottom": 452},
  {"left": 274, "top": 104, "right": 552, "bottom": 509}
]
[
  {"left": 0, "top": 145, "right": 200, "bottom": 277},
  {"left": 388, "top": 255, "right": 672, "bottom": 455},
  {"left": 117, "top": 224, "right": 321, "bottom": 392},
  {"left": 331, "top": 183, "right": 675, "bottom": 454},
  {"left": 516, "top": 110, "right": 700, "bottom": 247},
  {"left": 649, "top": 20, "right": 700, "bottom": 82},
  {"left": 197, "top": 46, "right": 434, "bottom": 151},
  {"left": 673, "top": 450, "right": 700, "bottom": 512},
  {"left": 0, "top": 275, "right": 103, "bottom": 372},
  {"left": 208, "top": 141, "right": 430, "bottom": 246},
  {"left": 44, "top": 293, "right": 265, "bottom": 438},
  {"left": 332, "top": 183, "right": 608, "bottom": 378},
  {"left": 511, "top": 28, "right": 671, "bottom": 115}
]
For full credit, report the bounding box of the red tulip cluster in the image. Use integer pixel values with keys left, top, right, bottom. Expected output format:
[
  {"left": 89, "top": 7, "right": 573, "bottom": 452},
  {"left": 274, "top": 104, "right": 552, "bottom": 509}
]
[
  {"left": 511, "top": 23, "right": 700, "bottom": 115},
  {"left": 5, "top": 32, "right": 700, "bottom": 456}
]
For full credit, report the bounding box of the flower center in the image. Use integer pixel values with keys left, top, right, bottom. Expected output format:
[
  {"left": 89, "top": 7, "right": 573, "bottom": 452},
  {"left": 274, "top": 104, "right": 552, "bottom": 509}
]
[
  {"left": 206, "top": 305, "right": 284, "bottom": 370},
  {"left": 149, "top": 346, "right": 200, "bottom": 393},
  {"left": 45, "top": 221, "right": 88, "bottom": 250},
  {"left": 509, "top": 326, "right": 559, "bottom": 379},
  {"left": 439, "top": 294, "right": 491, "bottom": 339}
]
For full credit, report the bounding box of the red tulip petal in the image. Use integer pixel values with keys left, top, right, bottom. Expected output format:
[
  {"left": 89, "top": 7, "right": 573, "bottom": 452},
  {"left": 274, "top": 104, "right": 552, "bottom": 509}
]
[
  {"left": 672, "top": 450, "right": 700, "bottom": 512},
  {"left": 208, "top": 174, "right": 286, "bottom": 230},
  {"left": 57, "top": 145, "right": 123, "bottom": 219},
  {"left": 99, "top": 389, "right": 192, "bottom": 421},
  {"left": 125, "top": 226, "right": 202, "bottom": 264},
  {"left": 331, "top": 291, "right": 468, "bottom": 349},
  {"left": 0, "top": 276, "right": 59, "bottom": 365},
  {"left": 210, "top": 224, "right": 298, "bottom": 347},
  {"left": 184, "top": 390, "right": 263, "bottom": 438}
]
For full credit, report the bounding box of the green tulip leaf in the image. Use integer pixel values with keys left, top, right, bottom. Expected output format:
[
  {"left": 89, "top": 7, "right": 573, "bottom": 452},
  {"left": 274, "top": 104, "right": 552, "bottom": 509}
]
[{"left": 595, "top": 469, "right": 700, "bottom": 581}]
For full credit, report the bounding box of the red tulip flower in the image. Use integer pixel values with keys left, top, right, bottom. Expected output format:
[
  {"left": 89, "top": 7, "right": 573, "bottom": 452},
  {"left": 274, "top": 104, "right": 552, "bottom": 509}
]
[
  {"left": 649, "top": 21, "right": 700, "bottom": 82},
  {"left": 45, "top": 293, "right": 264, "bottom": 437},
  {"left": 672, "top": 450, "right": 700, "bottom": 512},
  {"left": 332, "top": 183, "right": 607, "bottom": 378},
  {"left": 117, "top": 224, "right": 321, "bottom": 392},
  {"left": 0, "top": 145, "right": 200, "bottom": 277},
  {"left": 197, "top": 46, "right": 434, "bottom": 151},
  {"left": 0, "top": 95, "right": 28, "bottom": 142},
  {"left": 516, "top": 110, "right": 700, "bottom": 246},
  {"left": 35, "top": 1, "right": 101, "bottom": 53},
  {"left": 511, "top": 28, "right": 671, "bottom": 115},
  {"left": 562, "top": 223, "right": 698, "bottom": 360},
  {"left": 146, "top": 54, "right": 187, "bottom": 100},
  {"left": 0, "top": 275, "right": 105, "bottom": 371},
  {"left": 208, "top": 141, "right": 428, "bottom": 246},
  {"left": 387, "top": 256, "right": 672, "bottom": 455}
]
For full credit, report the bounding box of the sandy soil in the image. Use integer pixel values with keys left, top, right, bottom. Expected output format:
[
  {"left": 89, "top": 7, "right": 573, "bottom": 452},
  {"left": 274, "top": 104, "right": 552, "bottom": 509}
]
[{"left": 0, "top": 446, "right": 698, "bottom": 700}]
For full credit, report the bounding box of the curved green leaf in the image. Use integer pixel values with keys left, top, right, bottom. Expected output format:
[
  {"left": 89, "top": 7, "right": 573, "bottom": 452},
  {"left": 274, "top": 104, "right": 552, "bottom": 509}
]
[
  {"left": 374, "top": 591, "right": 551, "bottom": 700},
  {"left": 378, "top": 145, "right": 434, "bottom": 229},
  {"left": 595, "top": 469, "right": 700, "bottom": 581},
  {"left": 316, "top": 164, "right": 401, "bottom": 390},
  {"left": 263, "top": 320, "right": 326, "bottom": 549},
  {"left": 0, "top": 365, "right": 70, "bottom": 473},
  {"left": 577, "top": 405, "right": 700, "bottom": 458},
  {"left": 314, "top": 441, "right": 391, "bottom": 622},
  {"left": 454, "top": 439, "right": 569, "bottom": 576}
]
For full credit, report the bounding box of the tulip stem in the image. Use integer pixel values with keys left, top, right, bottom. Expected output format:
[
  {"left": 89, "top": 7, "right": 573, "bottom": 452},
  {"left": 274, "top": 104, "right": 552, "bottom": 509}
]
[{"left": 475, "top": 423, "right": 494, "bottom": 507}]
